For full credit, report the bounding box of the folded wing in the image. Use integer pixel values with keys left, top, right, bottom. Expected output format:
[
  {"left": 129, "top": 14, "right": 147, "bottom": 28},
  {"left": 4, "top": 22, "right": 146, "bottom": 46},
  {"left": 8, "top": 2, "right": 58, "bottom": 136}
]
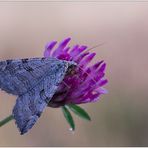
[{"left": 0, "top": 57, "right": 76, "bottom": 134}]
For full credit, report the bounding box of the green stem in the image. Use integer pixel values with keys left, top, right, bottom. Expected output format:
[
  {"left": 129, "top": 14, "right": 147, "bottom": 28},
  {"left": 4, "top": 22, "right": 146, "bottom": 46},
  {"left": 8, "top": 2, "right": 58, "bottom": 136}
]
[{"left": 0, "top": 115, "right": 14, "bottom": 127}]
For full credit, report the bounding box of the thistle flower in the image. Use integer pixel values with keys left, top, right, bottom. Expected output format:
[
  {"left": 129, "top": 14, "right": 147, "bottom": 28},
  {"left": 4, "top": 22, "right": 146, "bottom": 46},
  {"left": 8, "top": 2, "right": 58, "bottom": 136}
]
[{"left": 44, "top": 38, "right": 108, "bottom": 108}]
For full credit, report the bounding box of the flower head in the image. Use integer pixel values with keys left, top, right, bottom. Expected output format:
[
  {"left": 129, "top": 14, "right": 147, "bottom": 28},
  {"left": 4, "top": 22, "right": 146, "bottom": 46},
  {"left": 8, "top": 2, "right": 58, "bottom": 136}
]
[{"left": 44, "top": 38, "right": 108, "bottom": 107}]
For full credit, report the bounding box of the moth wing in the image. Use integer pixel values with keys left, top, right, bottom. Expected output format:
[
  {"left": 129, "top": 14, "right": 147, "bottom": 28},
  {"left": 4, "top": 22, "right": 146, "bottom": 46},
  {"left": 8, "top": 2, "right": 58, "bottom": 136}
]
[
  {"left": 12, "top": 58, "right": 75, "bottom": 134},
  {"left": 12, "top": 92, "right": 45, "bottom": 135},
  {"left": 0, "top": 57, "right": 68, "bottom": 95}
]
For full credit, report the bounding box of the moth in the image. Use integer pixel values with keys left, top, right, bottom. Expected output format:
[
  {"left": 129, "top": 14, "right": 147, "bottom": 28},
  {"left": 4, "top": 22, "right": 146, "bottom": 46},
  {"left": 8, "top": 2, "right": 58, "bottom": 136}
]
[{"left": 0, "top": 57, "right": 76, "bottom": 134}]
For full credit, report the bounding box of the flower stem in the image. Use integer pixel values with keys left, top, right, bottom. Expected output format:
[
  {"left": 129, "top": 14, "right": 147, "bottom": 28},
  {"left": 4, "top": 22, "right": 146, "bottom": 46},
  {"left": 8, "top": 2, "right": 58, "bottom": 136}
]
[{"left": 0, "top": 115, "right": 13, "bottom": 127}]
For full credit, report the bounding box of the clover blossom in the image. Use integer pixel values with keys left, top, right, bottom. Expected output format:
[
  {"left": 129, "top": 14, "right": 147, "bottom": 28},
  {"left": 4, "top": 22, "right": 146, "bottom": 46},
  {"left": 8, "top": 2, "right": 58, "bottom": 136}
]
[
  {"left": 44, "top": 38, "right": 108, "bottom": 108},
  {"left": 0, "top": 37, "right": 108, "bottom": 132}
]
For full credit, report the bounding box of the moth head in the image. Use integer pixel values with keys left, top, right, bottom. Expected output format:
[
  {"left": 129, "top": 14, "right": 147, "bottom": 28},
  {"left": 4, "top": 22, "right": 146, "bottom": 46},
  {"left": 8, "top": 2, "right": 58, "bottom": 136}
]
[{"left": 66, "top": 61, "right": 77, "bottom": 76}]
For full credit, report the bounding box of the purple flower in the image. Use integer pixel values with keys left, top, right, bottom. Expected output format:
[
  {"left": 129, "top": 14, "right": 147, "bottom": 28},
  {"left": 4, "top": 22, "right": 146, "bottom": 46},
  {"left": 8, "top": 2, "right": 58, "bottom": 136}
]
[{"left": 44, "top": 38, "right": 108, "bottom": 107}]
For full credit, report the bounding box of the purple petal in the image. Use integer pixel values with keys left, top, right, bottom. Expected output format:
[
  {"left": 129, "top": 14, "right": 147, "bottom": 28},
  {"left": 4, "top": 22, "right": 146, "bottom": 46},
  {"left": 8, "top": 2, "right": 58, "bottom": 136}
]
[
  {"left": 79, "top": 53, "right": 96, "bottom": 68},
  {"left": 97, "top": 87, "right": 108, "bottom": 94},
  {"left": 44, "top": 41, "right": 57, "bottom": 57},
  {"left": 63, "top": 47, "right": 70, "bottom": 53},
  {"left": 69, "top": 45, "right": 79, "bottom": 58},
  {"left": 98, "top": 63, "right": 106, "bottom": 73},
  {"left": 75, "top": 52, "right": 89, "bottom": 63},
  {"left": 52, "top": 38, "right": 71, "bottom": 57},
  {"left": 57, "top": 53, "right": 71, "bottom": 61},
  {"left": 72, "top": 46, "right": 87, "bottom": 60},
  {"left": 98, "top": 79, "right": 108, "bottom": 86}
]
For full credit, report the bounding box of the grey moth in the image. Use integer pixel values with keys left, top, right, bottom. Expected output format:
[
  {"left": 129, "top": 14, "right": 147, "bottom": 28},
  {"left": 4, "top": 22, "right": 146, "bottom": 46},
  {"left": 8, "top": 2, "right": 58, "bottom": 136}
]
[{"left": 0, "top": 57, "right": 76, "bottom": 134}]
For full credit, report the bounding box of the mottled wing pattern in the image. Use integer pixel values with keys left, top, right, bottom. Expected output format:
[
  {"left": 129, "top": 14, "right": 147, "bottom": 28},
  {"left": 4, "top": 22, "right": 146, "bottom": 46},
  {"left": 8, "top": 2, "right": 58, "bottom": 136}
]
[
  {"left": 0, "top": 58, "right": 63, "bottom": 95},
  {"left": 13, "top": 91, "right": 46, "bottom": 134},
  {"left": 0, "top": 57, "right": 76, "bottom": 134}
]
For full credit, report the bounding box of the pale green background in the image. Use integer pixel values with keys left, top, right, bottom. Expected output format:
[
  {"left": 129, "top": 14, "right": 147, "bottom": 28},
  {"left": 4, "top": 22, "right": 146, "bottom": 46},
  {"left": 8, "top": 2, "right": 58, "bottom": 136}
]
[{"left": 0, "top": 1, "right": 148, "bottom": 146}]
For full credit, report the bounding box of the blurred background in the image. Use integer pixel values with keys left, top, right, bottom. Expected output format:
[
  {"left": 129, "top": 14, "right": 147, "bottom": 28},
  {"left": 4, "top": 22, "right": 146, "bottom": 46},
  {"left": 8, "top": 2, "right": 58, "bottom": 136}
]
[{"left": 0, "top": 1, "right": 148, "bottom": 146}]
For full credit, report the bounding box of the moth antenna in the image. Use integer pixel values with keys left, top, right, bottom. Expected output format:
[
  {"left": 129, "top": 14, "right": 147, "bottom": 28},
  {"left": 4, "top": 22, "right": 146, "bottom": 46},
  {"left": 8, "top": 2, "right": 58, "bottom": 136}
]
[
  {"left": 81, "top": 42, "right": 106, "bottom": 55},
  {"left": 74, "top": 42, "right": 106, "bottom": 84},
  {"left": 62, "top": 41, "right": 105, "bottom": 90},
  {"left": 61, "top": 65, "right": 98, "bottom": 93},
  {"left": 62, "top": 67, "right": 96, "bottom": 92},
  {"left": 62, "top": 80, "right": 71, "bottom": 89},
  {"left": 76, "top": 65, "right": 98, "bottom": 84}
]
